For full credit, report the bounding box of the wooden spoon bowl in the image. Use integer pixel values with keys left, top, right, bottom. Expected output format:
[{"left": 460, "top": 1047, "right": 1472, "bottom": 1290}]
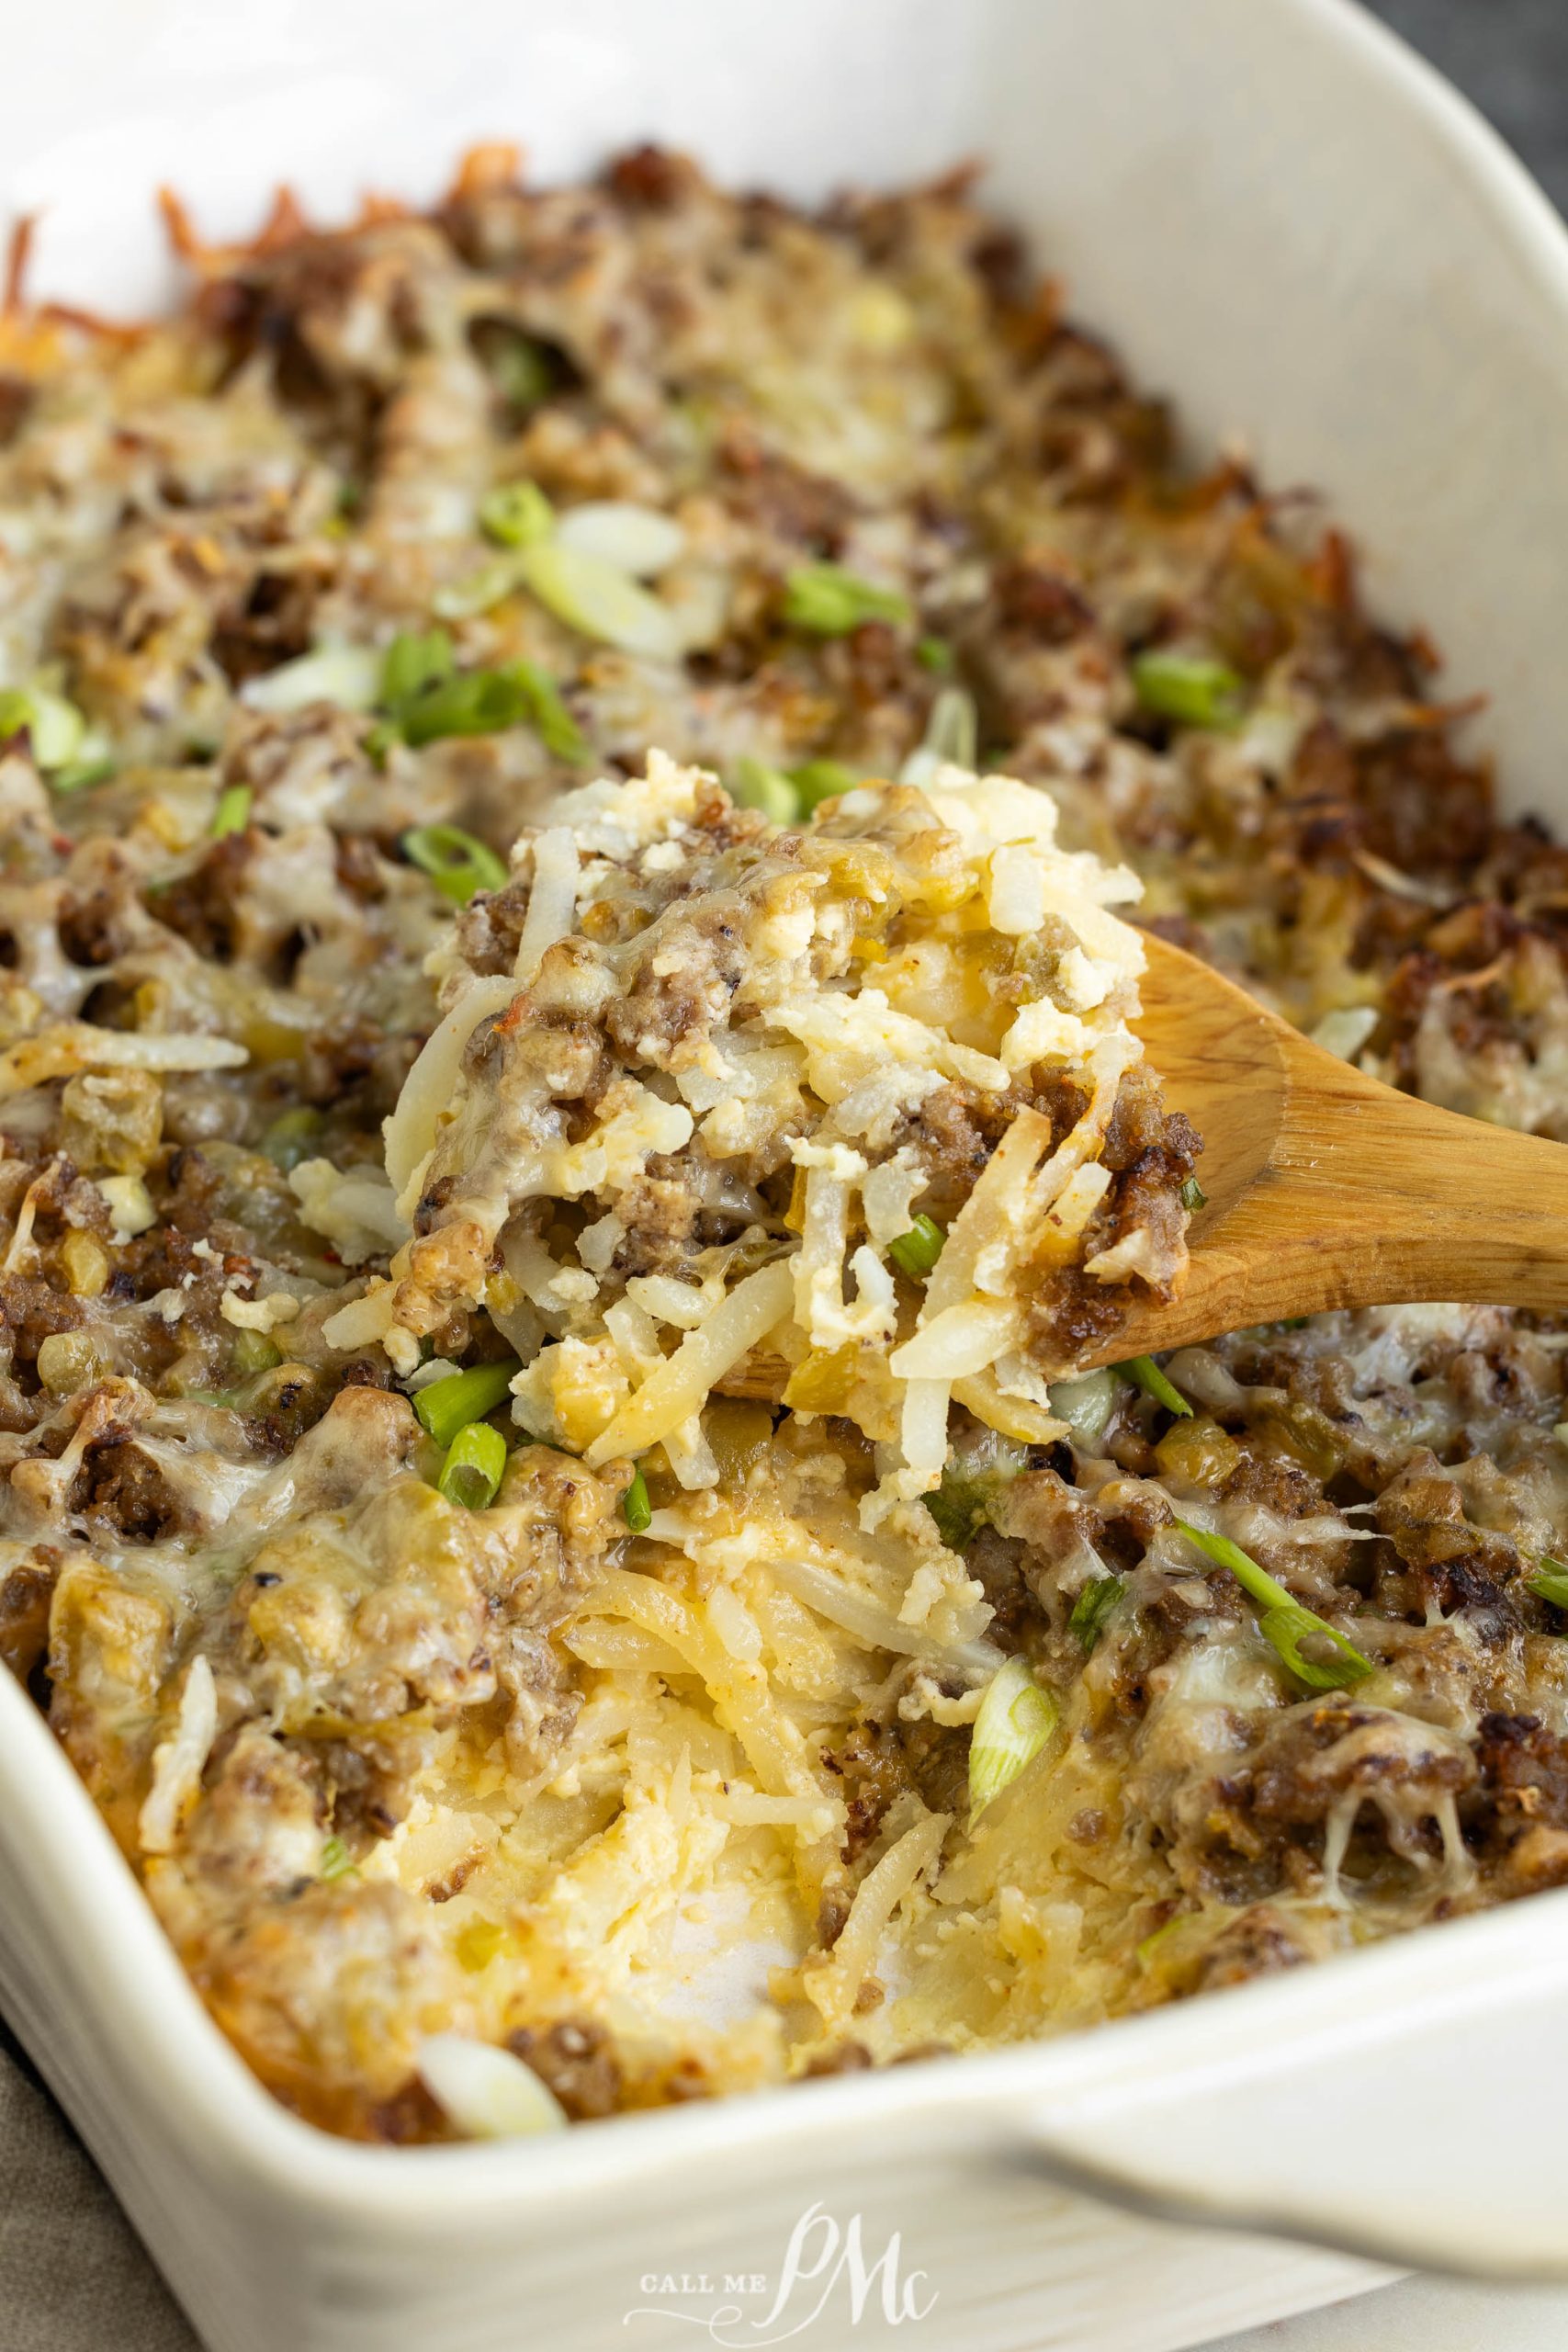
[{"left": 1096, "top": 931, "right": 1568, "bottom": 1366}]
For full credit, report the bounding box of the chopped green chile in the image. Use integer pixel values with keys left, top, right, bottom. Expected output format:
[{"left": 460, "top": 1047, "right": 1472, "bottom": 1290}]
[
  {"left": 231, "top": 1329, "right": 283, "bottom": 1377},
  {"left": 887, "top": 1215, "right": 945, "bottom": 1280},
  {"left": 261, "top": 1105, "right": 325, "bottom": 1171},
  {"left": 623, "top": 1466, "right": 653, "bottom": 1532},
  {"left": 1116, "top": 1355, "right": 1193, "bottom": 1417},
  {"left": 210, "top": 784, "right": 252, "bottom": 838},
  {"left": 479, "top": 480, "right": 555, "bottom": 548},
  {"left": 1179, "top": 1176, "right": 1208, "bottom": 1213},
  {"left": 1131, "top": 650, "right": 1245, "bottom": 729},
  {"left": 782, "top": 562, "right": 912, "bottom": 635},
  {"left": 320, "top": 1835, "right": 355, "bottom": 1882},
  {"left": 968, "top": 1656, "right": 1058, "bottom": 1828},
  {"left": 1068, "top": 1574, "right": 1126, "bottom": 1652},
  {"left": 790, "top": 759, "right": 860, "bottom": 815},
  {"left": 922, "top": 1435, "right": 1029, "bottom": 1557},
  {"left": 915, "top": 634, "right": 954, "bottom": 673},
  {"left": 1048, "top": 1367, "right": 1120, "bottom": 1451},
  {"left": 402, "top": 825, "right": 509, "bottom": 906},
  {"left": 1173, "top": 1519, "right": 1374, "bottom": 1690},
  {"left": 439, "top": 1420, "right": 508, "bottom": 1511},
  {"left": 923, "top": 1478, "right": 986, "bottom": 1555},
  {"left": 1528, "top": 1560, "right": 1568, "bottom": 1611},
  {"left": 729, "top": 755, "right": 800, "bottom": 825}
]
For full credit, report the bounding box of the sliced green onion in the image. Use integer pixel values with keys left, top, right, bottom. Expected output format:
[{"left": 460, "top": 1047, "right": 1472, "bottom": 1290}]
[
  {"left": 916, "top": 635, "right": 954, "bottom": 673},
  {"left": 729, "top": 755, "right": 800, "bottom": 825},
  {"left": 1309, "top": 1005, "right": 1380, "bottom": 1062},
  {"left": 51, "top": 753, "right": 116, "bottom": 795},
  {"left": 888, "top": 1215, "right": 945, "bottom": 1280},
  {"left": 261, "top": 1105, "right": 325, "bottom": 1170},
  {"left": 555, "top": 501, "right": 685, "bottom": 578},
  {"left": 418, "top": 2032, "right": 566, "bottom": 2139},
  {"left": 432, "top": 555, "right": 525, "bottom": 621},
  {"left": 320, "top": 1835, "right": 354, "bottom": 1881},
  {"left": 1179, "top": 1177, "right": 1208, "bottom": 1213},
  {"left": 968, "top": 1656, "right": 1058, "bottom": 1829},
  {"left": 1131, "top": 650, "right": 1244, "bottom": 730},
  {"left": 623, "top": 1466, "right": 652, "bottom": 1532},
  {"left": 516, "top": 538, "right": 683, "bottom": 660},
  {"left": 1048, "top": 1367, "right": 1121, "bottom": 1452},
  {"left": 0, "top": 684, "right": 87, "bottom": 771},
  {"left": 484, "top": 332, "right": 558, "bottom": 414},
  {"left": 392, "top": 656, "right": 586, "bottom": 761},
  {"left": 1528, "top": 1559, "right": 1568, "bottom": 1611},
  {"left": 479, "top": 480, "right": 555, "bottom": 549},
  {"left": 439, "top": 1420, "right": 508, "bottom": 1510},
  {"left": 508, "top": 659, "right": 588, "bottom": 763},
  {"left": 1068, "top": 1574, "right": 1126, "bottom": 1653},
  {"left": 211, "top": 784, "right": 252, "bottom": 838},
  {"left": 1135, "top": 1911, "right": 1196, "bottom": 1970},
  {"left": 381, "top": 628, "right": 456, "bottom": 720},
  {"left": 397, "top": 670, "right": 523, "bottom": 748},
  {"left": 412, "top": 1358, "right": 520, "bottom": 1448},
  {"left": 1173, "top": 1519, "right": 1374, "bottom": 1690},
  {"left": 782, "top": 562, "right": 912, "bottom": 636},
  {"left": 1116, "top": 1355, "right": 1193, "bottom": 1417},
  {"left": 402, "top": 824, "right": 509, "bottom": 907},
  {"left": 790, "top": 759, "right": 860, "bottom": 815},
  {"left": 1257, "top": 1600, "right": 1373, "bottom": 1689},
  {"left": 901, "top": 685, "right": 979, "bottom": 786},
  {"left": 925, "top": 685, "right": 977, "bottom": 768},
  {"left": 242, "top": 641, "right": 382, "bottom": 717}
]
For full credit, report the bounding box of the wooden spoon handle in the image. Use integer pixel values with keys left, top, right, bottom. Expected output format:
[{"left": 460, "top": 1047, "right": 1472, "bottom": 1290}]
[{"left": 1098, "top": 1035, "right": 1568, "bottom": 1363}]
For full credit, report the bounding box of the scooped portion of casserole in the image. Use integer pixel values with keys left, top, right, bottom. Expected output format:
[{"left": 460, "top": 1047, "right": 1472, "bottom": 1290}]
[
  {"left": 5, "top": 148, "right": 1568, "bottom": 2142},
  {"left": 351, "top": 753, "right": 1194, "bottom": 1510}
]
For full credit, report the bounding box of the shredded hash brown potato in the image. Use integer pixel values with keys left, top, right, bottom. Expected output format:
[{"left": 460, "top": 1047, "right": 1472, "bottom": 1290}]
[
  {"left": 6, "top": 147, "right": 1568, "bottom": 2142},
  {"left": 358, "top": 752, "right": 1191, "bottom": 1515}
]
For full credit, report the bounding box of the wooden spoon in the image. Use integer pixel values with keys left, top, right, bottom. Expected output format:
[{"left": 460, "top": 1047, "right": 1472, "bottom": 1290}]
[{"left": 1089, "top": 929, "right": 1568, "bottom": 1367}]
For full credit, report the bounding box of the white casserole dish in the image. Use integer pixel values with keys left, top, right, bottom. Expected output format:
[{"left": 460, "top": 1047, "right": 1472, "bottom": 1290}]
[{"left": 7, "top": 1, "right": 1568, "bottom": 2344}]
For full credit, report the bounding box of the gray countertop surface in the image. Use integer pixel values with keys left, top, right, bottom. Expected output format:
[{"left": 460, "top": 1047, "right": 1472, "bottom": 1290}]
[
  {"left": 6, "top": 5, "right": 1566, "bottom": 2347},
  {"left": 1373, "top": 0, "right": 1568, "bottom": 212}
]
